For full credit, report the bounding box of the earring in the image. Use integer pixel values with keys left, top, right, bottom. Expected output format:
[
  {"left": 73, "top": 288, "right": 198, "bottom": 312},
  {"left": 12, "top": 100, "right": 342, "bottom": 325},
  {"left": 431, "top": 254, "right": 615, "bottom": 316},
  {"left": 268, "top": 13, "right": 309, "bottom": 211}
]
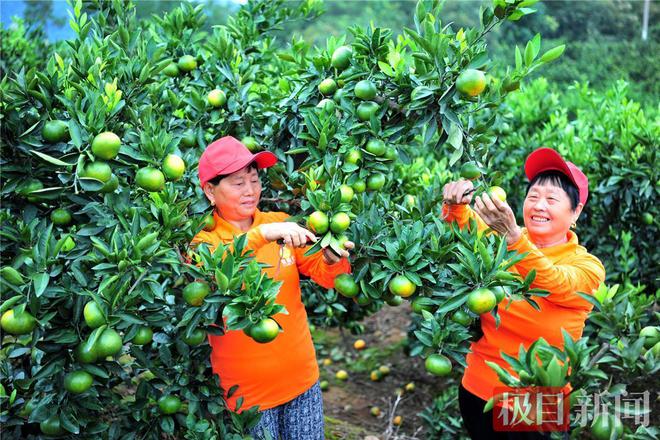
[
  {"left": 570, "top": 222, "right": 577, "bottom": 229},
  {"left": 211, "top": 201, "right": 215, "bottom": 207}
]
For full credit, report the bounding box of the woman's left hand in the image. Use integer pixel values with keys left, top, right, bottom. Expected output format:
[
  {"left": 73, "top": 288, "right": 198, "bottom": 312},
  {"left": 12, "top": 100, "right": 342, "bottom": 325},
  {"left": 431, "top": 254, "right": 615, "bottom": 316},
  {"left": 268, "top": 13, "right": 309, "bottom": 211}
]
[
  {"left": 322, "top": 241, "right": 355, "bottom": 265},
  {"left": 473, "top": 193, "right": 522, "bottom": 245}
]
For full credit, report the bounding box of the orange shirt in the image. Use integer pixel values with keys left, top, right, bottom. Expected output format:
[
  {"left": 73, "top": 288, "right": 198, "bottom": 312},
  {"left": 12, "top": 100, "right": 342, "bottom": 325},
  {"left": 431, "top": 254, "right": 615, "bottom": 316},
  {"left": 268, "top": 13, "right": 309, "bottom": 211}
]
[
  {"left": 442, "top": 203, "right": 606, "bottom": 401},
  {"left": 191, "top": 209, "right": 351, "bottom": 411}
]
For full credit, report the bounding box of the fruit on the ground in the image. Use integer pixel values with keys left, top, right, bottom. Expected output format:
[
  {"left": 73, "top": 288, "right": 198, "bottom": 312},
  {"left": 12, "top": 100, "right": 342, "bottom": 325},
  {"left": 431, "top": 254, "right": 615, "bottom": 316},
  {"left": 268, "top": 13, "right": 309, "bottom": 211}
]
[
  {"left": 99, "top": 174, "right": 119, "bottom": 193},
  {"left": 82, "top": 161, "right": 112, "bottom": 183},
  {"left": 425, "top": 354, "right": 453, "bottom": 376},
  {"left": 365, "top": 138, "right": 386, "bottom": 156},
  {"left": 316, "top": 98, "right": 336, "bottom": 112},
  {"left": 320, "top": 380, "right": 329, "bottom": 391},
  {"left": 590, "top": 413, "right": 623, "bottom": 440},
  {"left": 163, "top": 62, "right": 179, "bottom": 77},
  {"left": 1, "top": 309, "right": 36, "bottom": 335},
  {"left": 50, "top": 208, "right": 72, "bottom": 225},
  {"left": 330, "top": 212, "right": 351, "bottom": 233},
  {"left": 42, "top": 120, "right": 69, "bottom": 143},
  {"left": 331, "top": 46, "right": 352, "bottom": 69},
  {"left": 19, "top": 178, "right": 44, "bottom": 202},
  {"left": 96, "top": 328, "right": 123, "bottom": 357},
  {"left": 370, "top": 370, "right": 382, "bottom": 381},
  {"left": 339, "top": 185, "right": 354, "bottom": 203},
  {"left": 451, "top": 309, "right": 473, "bottom": 326},
  {"left": 345, "top": 149, "right": 362, "bottom": 164},
  {"left": 385, "top": 295, "right": 403, "bottom": 306},
  {"left": 393, "top": 415, "right": 403, "bottom": 426},
  {"left": 91, "top": 132, "right": 121, "bottom": 160},
  {"left": 135, "top": 167, "right": 165, "bottom": 192},
  {"left": 641, "top": 212, "right": 653, "bottom": 225},
  {"left": 64, "top": 370, "right": 93, "bottom": 394},
  {"left": 353, "top": 339, "right": 366, "bottom": 350},
  {"left": 404, "top": 382, "right": 415, "bottom": 392},
  {"left": 1, "top": 267, "right": 25, "bottom": 285},
  {"left": 322, "top": 358, "right": 332, "bottom": 366},
  {"left": 488, "top": 186, "right": 507, "bottom": 202},
  {"left": 241, "top": 136, "right": 259, "bottom": 152},
  {"left": 75, "top": 343, "right": 98, "bottom": 364},
  {"left": 388, "top": 275, "right": 416, "bottom": 297},
  {"left": 334, "top": 273, "right": 359, "bottom": 298},
  {"left": 183, "top": 281, "right": 210, "bottom": 306},
  {"left": 411, "top": 297, "right": 434, "bottom": 314},
  {"left": 335, "top": 370, "right": 348, "bottom": 380},
  {"left": 370, "top": 406, "right": 381, "bottom": 417},
  {"left": 354, "top": 80, "right": 377, "bottom": 100},
  {"left": 460, "top": 162, "right": 482, "bottom": 180},
  {"left": 250, "top": 318, "right": 279, "bottom": 343},
  {"left": 467, "top": 288, "right": 498, "bottom": 315},
  {"left": 83, "top": 301, "right": 105, "bottom": 328},
  {"left": 378, "top": 365, "right": 391, "bottom": 376},
  {"left": 307, "top": 211, "right": 329, "bottom": 234},
  {"left": 40, "top": 415, "right": 64, "bottom": 436},
  {"left": 366, "top": 173, "right": 386, "bottom": 191},
  {"left": 351, "top": 179, "right": 366, "bottom": 193},
  {"left": 207, "top": 89, "right": 227, "bottom": 107},
  {"left": 162, "top": 154, "right": 185, "bottom": 181},
  {"left": 177, "top": 55, "right": 197, "bottom": 72},
  {"left": 182, "top": 328, "right": 206, "bottom": 346},
  {"left": 640, "top": 326, "right": 660, "bottom": 349},
  {"left": 133, "top": 326, "right": 153, "bottom": 345},
  {"left": 456, "top": 69, "right": 486, "bottom": 97},
  {"left": 318, "top": 78, "right": 337, "bottom": 95},
  {"left": 158, "top": 395, "right": 182, "bottom": 415},
  {"left": 357, "top": 101, "right": 379, "bottom": 121}
]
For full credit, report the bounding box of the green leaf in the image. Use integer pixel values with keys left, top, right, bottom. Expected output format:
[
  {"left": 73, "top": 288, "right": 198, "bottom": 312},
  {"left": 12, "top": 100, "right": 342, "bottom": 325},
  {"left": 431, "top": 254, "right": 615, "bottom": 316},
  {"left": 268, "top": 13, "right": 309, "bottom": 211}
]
[
  {"left": 447, "top": 122, "right": 463, "bottom": 149},
  {"left": 32, "top": 272, "right": 49, "bottom": 297},
  {"left": 540, "top": 44, "right": 566, "bottom": 63}
]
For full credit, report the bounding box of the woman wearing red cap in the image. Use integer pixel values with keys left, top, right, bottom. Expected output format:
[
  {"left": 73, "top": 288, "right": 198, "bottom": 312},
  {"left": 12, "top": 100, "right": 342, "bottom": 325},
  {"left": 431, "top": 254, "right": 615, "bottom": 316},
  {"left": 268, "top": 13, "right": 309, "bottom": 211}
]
[
  {"left": 442, "top": 147, "right": 605, "bottom": 439},
  {"left": 192, "top": 136, "right": 353, "bottom": 439}
]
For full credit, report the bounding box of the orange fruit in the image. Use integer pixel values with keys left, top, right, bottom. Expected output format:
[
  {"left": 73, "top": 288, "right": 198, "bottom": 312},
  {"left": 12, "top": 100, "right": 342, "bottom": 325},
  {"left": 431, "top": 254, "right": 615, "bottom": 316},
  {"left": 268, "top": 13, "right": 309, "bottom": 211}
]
[
  {"left": 320, "top": 380, "right": 329, "bottom": 391},
  {"left": 425, "top": 354, "right": 452, "bottom": 376},
  {"left": 339, "top": 185, "right": 354, "bottom": 203},
  {"left": 466, "top": 288, "right": 497, "bottom": 315},
  {"left": 335, "top": 369, "right": 348, "bottom": 380},
  {"left": 50, "top": 208, "right": 72, "bottom": 225},
  {"left": 353, "top": 339, "right": 366, "bottom": 350},
  {"left": 42, "top": 120, "right": 69, "bottom": 143},
  {"left": 351, "top": 179, "right": 366, "bottom": 193},
  {"left": 307, "top": 211, "right": 329, "bottom": 234},
  {"left": 82, "top": 161, "right": 112, "bottom": 183},
  {"left": 356, "top": 101, "right": 379, "bottom": 121},
  {"left": 451, "top": 309, "right": 473, "bottom": 326},
  {"left": 75, "top": 343, "right": 99, "bottom": 364},
  {"left": 456, "top": 69, "right": 486, "bottom": 97},
  {"left": 488, "top": 186, "right": 507, "bottom": 202},
  {"left": 331, "top": 46, "right": 352, "bottom": 69},
  {"left": 334, "top": 273, "right": 359, "bottom": 298},
  {"left": 388, "top": 275, "right": 416, "bottom": 298},
  {"left": 64, "top": 370, "right": 93, "bottom": 394},
  {"left": 40, "top": 415, "right": 64, "bottom": 436},
  {"left": 460, "top": 162, "right": 481, "bottom": 180},
  {"left": 318, "top": 78, "right": 337, "bottom": 95},
  {"left": 133, "top": 326, "right": 153, "bottom": 345},
  {"left": 162, "top": 154, "right": 185, "bottom": 181},
  {"left": 330, "top": 212, "right": 350, "bottom": 233},
  {"left": 182, "top": 328, "right": 206, "bottom": 346},
  {"left": 135, "top": 167, "right": 165, "bottom": 192},
  {"left": 241, "top": 136, "right": 259, "bottom": 152},
  {"left": 99, "top": 174, "right": 119, "bottom": 193},
  {"left": 250, "top": 318, "right": 279, "bottom": 343},
  {"left": 163, "top": 62, "right": 179, "bottom": 77},
  {"left": 183, "top": 281, "right": 210, "bottom": 306},
  {"left": 366, "top": 173, "right": 386, "bottom": 191},
  {"left": 317, "top": 98, "right": 336, "bottom": 112},
  {"left": 177, "top": 55, "right": 197, "bottom": 72},
  {"left": 1, "top": 309, "right": 36, "bottom": 335},
  {"left": 354, "top": 80, "right": 377, "bottom": 100},
  {"left": 345, "top": 149, "right": 362, "bottom": 164},
  {"left": 393, "top": 415, "right": 403, "bottom": 426},
  {"left": 370, "top": 406, "right": 381, "bottom": 417},
  {"left": 19, "top": 178, "right": 44, "bottom": 202},
  {"left": 96, "top": 328, "right": 123, "bottom": 357},
  {"left": 158, "top": 395, "right": 182, "bottom": 415},
  {"left": 207, "top": 89, "right": 227, "bottom": 107},
  {"left": 83, "top": 301, "right": 105, "bottom": 328},
  {"left": 91, "top": 132, "right": 121, "bottom": 160},
  {"left": 365, "top": 139, "right": 386, "bottom": 156}
]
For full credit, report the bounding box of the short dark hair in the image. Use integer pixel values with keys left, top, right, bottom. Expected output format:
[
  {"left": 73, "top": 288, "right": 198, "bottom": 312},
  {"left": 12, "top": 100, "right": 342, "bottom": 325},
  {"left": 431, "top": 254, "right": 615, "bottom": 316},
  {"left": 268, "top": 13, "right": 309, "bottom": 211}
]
[
  {"left": 207, "top": 162, "right": 258, "bottom": 186},
  {"left": 526, "top": 170, "right": 580, "bottom": 211}
]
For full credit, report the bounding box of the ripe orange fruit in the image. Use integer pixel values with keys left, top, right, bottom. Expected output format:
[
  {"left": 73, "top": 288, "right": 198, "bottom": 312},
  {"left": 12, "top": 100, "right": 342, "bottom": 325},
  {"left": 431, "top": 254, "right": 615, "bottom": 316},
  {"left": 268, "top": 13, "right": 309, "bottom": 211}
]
[
  {"left": 354, "top": 80, "right": 377, "bottom": 100},
  {"left": 393, "top": 415, "right": 403, "bottom": 426},
  {"left": 466, "top": 288, "right": 497, "bottom": 315},
  {"left": 182, "top": 328, "right": 206, "bottom": 345},
  {"left": 331, "top": 46, "right": 352, "bottom": 69},
  {"left": 404, "top": 382, "right": 415, "bottom": 392},
  {"left": 370, "top": 370, "right": 382, "bottom": 381},
  {"left": 158, "top": 395, "right": 182, "bottom": 415},
  {"left": 318, "top": 78, "right": 337, "bottom": 95},
  {"left": 460, "top": 162, "right": 481, "bottom": 180},
  {"left": 425, "top": 354, "right": 452, "bottom": 376},
  {"left": 366, "top": 173, "right": 386, "bottom": 191},
  {"left": 456, "top": 69, "right": 486, "bottom": 97},
  {"left": 82, "top": 161, "right": 112, "bottom": 183},
  {"left": 335, "top": 369, "right": 348, "bottom": 380},
  {"left": 353, "top": 339, "right": 366, "bottom": 350},
  {"left": 177, "top": 55, "right": 197, "bottom": 72},
  {"left": 330, "top": 212, "right": 351, "bottom": 233},
  {"left": 96, "top": 328, "right": 123, "bottom": 357},
  {"left": 488, "top": 186, "right": 507, "bottom": 202},
  {"left": 378, "top": 365, "right": 390, "bottom": 375},
  {"left": 1, "top": 309, "right": 36, "bottom": 335},
  {"left": 64, "top": 370, "right": 93, "bottom": 394},
  {"left": 50, "top": 208, "right": 72, "bottom": 225},
  {"left": 91, "top": 132, "right": 121, "bottom": 160},
  {"left": 365, "top": 138, "right": 386, "bottom": 156},
  {"left": 42, "top": 120, "right": 69, "bottom": 143},
  {"left": 135, "top": 167, "right": 165, "bottom": 192},
  {"left": 183, "top": 281, "right": 210, "bottom": 306},
  {"left": 339, "top": 184, "right": 354, "bottom": 203},
  {"left": 83, "top": 301, "right": 105, "bottom": 328},
  {"left": 345, "top": 149, "right": 362, "bottom": 164},
  {"left": 250, "top": 318, "right": 279, "bottom": 343},
  {"left": 307, "top": 211, "right": 329, "bottom": 234},
  {"left": 334, "top": 273, "right": 359, "bottom": 298},
  {"left": 162, "top": 154, "right": 185, "bottom": 181},
  {"left": 356, "top": 101, "right": 379, "bottom": 121},
  {"left": 133, "top": 326, "right": 153, "bottom": 345},
  {"left": 207, "top": 89, "right": 227, "bottom": 107},
  {"left": 163, "top": 62, "right": 179, "bottom": 77},
  {"left": 388, "top": 275, "right": 416, "bottom": 297}
]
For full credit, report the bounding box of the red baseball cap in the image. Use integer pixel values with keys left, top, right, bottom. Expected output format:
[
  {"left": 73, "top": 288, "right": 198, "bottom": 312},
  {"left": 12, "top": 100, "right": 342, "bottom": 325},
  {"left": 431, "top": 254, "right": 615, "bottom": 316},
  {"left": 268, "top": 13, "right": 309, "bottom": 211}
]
[
  {"left": 198, "top": 136, "right": 277, "bottom": 187},
  {"left": 524, "top": 147, "right": 589, "bottom": 205}
]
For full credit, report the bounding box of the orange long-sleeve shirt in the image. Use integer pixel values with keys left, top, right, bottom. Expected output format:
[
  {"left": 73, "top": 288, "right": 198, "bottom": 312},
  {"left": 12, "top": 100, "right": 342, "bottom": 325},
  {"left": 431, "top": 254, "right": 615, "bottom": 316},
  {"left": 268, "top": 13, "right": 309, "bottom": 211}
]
[
  {"left": 191, "top": 209, "right": 351, "bottom": 411},
  {"left": 442, "top": 203, "right": 606, "bottom": 401}
]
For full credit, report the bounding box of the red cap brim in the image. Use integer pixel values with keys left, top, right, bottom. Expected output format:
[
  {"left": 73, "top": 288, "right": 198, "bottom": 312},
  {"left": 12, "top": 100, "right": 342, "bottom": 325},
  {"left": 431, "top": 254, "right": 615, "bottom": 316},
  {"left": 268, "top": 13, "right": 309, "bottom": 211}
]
[{"left": 222, "top": 151, "right": 278, "bottom": 175}]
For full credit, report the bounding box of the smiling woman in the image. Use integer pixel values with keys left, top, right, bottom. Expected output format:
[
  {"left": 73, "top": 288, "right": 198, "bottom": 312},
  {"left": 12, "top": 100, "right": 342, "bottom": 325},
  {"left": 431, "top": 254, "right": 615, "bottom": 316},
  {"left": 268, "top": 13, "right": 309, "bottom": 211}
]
[{"left": 441, "top": 147, "right": 605, "bottom": 439}]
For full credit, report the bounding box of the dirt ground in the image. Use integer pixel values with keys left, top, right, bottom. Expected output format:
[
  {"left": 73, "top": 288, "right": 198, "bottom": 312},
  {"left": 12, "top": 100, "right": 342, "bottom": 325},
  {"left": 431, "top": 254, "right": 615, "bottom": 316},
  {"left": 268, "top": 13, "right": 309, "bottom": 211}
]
[{"left": 312, "top": 303, "right": 464, "bottom": 440}]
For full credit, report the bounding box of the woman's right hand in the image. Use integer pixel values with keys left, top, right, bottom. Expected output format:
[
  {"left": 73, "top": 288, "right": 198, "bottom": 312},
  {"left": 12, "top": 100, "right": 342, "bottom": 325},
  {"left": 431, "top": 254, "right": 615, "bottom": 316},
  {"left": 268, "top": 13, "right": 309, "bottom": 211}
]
[
  {"left": 259, "top": 222, "right": 317, "bottom": 248},
  {"left": 442, "top": 179, "right": 475, "bottom": 205}
]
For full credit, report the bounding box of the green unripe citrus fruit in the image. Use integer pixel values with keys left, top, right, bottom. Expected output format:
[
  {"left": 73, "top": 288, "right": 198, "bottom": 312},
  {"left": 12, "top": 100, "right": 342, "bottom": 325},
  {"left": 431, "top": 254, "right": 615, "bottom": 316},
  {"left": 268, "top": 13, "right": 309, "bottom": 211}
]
[
  {"left": 135, "top": 167, "right": 165, "bottom": 192},
  {"left": 91, "top": 132, "right": 121, "bottom": 160}
]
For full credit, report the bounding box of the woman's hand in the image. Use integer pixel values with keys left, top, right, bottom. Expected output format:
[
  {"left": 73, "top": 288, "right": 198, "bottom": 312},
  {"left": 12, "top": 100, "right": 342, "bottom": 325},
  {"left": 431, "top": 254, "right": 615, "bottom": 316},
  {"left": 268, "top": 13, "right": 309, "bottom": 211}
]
[
  {"left": 259, "top": 222, "right": 317, "bottom": 248},
  {"left": 442, "top": 179, "right": 475, "bottom": 205},
  {"left": 322, "top": 241, "right": 355, "bottom": 265},
  {"left": 473, "top": 192, "right": 522, "bottom": 245}
]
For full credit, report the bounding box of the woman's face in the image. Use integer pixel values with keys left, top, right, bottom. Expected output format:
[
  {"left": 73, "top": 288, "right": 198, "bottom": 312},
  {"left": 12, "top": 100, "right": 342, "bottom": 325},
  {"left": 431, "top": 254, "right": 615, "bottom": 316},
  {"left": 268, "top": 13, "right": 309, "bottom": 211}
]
[
  {"left": 523, "top": 180, "right": 583, "bottom": 246},
  {"left": 204, "top": 166, "right": 262, "bottom": 221}
]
